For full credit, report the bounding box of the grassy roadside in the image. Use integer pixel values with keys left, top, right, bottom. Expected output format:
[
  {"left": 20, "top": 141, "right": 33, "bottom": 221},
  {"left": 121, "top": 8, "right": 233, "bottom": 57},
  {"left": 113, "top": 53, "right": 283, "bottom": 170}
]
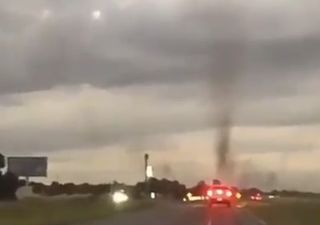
[
  {"left": 0, "top": 197, "right": 152, "bottom": 225},
  {"left": 248, "top": 198, "right": 320, "bottom": 225}
]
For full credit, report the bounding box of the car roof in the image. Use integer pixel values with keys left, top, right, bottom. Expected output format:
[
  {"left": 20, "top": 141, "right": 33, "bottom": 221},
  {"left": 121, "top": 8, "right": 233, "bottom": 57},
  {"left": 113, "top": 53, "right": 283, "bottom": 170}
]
[{"left": 209, "top": 185, "right": 230, "bottom": 189}]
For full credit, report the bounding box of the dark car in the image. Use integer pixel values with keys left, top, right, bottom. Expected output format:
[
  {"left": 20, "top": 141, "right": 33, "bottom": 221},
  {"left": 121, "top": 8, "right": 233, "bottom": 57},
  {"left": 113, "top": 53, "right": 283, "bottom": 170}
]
[
  {"left": 206, "top": 185, "right": 239, "bottom": 207},
  {"left": 250, "top": 192, "right": 263, "bottom": 201}
]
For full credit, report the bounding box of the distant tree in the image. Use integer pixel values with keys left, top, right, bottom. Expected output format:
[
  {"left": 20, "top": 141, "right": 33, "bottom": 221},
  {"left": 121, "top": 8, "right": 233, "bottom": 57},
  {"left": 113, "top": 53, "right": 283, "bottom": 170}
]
[
  {"left": 47, "top": 181, "right": 63, "bottom": 196},
  {"left": 149, "top": 178, "right": 160, "bottom": 193},
  {"left": 270, "top": 189, "right": 279, "bottom": 195},
  {"left": 0, "top": 172, "right": 19, "bottom": 200},
  {"left": 63, "top": 183, "right": 76, "bottom": 195},
  {"left": 91, "top": 184, "right": 110, "bottom": 195},
  {"left": 32, "top": 182, "right": 45, "bottom": 194},
  {"left": 240, "top": 187, "right": 264, "bottom": 198},
  {"left": 19, "top": 179, "right": 26, "bottom": 187},
  {"left": 189, "top": 180, "right": 207, "bottom": 196},
  {"left": 133, "top": 182, "right": 146, "bottom": 199},
  {"left": 144, "top": 178, "right": 187, "bottom": 199},
  {"left": 77, "top": 183, "right": 90, "bottom": 194}
]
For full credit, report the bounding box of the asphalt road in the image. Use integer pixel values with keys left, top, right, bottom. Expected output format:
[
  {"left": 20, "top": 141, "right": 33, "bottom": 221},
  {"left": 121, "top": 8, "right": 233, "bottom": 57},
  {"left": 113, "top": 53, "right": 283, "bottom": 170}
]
[{"left": 84, "top": 201, "right": 266, "bottom": 225}]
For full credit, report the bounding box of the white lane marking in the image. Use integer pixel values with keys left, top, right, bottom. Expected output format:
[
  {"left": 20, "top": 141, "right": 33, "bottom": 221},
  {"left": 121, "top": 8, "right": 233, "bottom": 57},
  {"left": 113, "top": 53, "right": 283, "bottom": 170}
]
[
  {"left": 236, "top": 202, "right": 247, "bottom": 208},
  {"left": 258, "top": 219, "right": 267, "bottom": 225}
]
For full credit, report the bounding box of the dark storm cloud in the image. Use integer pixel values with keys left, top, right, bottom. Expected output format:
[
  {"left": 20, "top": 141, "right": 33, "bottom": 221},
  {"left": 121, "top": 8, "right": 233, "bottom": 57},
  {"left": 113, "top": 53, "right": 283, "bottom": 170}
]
[
  {"left": 0, "top": 85, "right": 212, "bottom": 153},
  {"left": 0, "top": 8, "right": 33, "bottom": 34},
  {"left": 0, "top": 0, "right": 320, "bottom": 156},
  {"left": 234, "top": 140, "right": 315, "bottom": 154},
  {"left": 0, "top": 85, "right": 318, "bottom": 154},
  {"left": 0, "top": 0, "right": 319, "bottom": 97}
]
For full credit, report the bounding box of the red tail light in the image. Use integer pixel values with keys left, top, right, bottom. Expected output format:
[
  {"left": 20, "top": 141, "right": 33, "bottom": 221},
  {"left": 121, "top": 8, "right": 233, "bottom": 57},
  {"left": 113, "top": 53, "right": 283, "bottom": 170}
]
[
  {"left": 216, "top": 189, "right": 223, "bottom": 195},
  {"left": 207, "top": 190, "right": 213, "bottom": 197},
  {"left": 226, "top": 190, "right": 232, "bottom": 197}
]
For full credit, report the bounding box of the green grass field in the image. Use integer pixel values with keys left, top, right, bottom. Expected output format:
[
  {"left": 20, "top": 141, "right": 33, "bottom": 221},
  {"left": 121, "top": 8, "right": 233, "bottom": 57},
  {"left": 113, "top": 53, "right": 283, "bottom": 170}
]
[
  {"left": 0, "top": 197, "right": 151, "bottom": 225},
  {"left": 249, "top": 198, "right": 320, "bottom": 225}
]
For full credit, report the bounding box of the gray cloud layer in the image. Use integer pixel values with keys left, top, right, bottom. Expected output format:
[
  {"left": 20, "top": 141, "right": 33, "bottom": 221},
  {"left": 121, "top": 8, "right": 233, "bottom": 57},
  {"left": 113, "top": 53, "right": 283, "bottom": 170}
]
[
  {"left": 0, "top": 0, "right": 320, "bottom": 97},
  {"left": 0, "top": 0, "right": 320, "bottom": 156}
]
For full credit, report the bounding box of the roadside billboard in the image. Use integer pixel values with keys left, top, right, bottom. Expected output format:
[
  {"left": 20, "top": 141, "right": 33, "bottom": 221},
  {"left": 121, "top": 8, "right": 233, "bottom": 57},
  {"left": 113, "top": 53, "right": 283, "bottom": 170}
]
[{"left": 7, "top": 157, "right": 47, "bottom": 177}]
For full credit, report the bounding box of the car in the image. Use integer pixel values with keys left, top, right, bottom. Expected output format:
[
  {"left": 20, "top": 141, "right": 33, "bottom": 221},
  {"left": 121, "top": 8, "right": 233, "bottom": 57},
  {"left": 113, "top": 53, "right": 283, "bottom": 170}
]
[
  {"left": 206, "top": 185, "right": 239, "bottom": 207},
  {"left": 250, "top": 192, "right": 263, "bottom": 201}
]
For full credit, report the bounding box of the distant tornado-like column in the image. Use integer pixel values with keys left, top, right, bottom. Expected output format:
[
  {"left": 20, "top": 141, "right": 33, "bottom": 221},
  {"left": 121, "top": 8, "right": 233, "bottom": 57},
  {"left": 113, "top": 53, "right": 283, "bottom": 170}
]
[
  {"left": 215, "top": 105, "right": 232, "bottom": 179},
  {"left": 211, "top": 3, "right": 247, "bottom": 181},
  {"left": 214, "top": 39, "right": 241, "bottom": 180}
]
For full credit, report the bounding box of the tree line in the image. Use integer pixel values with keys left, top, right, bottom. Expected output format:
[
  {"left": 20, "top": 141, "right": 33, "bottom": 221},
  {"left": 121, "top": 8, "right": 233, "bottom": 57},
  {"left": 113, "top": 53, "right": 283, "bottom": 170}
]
[
  {"left": 1, "top": 172, "right": 320, "bottom": 201},
  {"left": 31, "top": 178, "right": 188, "bottom": 200}
]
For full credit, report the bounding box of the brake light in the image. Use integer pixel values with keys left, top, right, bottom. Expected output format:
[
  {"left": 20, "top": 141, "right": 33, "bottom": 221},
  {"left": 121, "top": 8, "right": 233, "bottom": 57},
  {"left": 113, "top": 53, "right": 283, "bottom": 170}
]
[
  {"left": 207, "top": 190, "right": 213, "bottom": 197},
  {"left": 236, "top": 192, "right": 241, "bottom": 199},
  {"left": 226, "top": 190, "right": 232, "bottom": 197},
  {"left": 216, "top": 189, "right": 223, "bottom": 195}
]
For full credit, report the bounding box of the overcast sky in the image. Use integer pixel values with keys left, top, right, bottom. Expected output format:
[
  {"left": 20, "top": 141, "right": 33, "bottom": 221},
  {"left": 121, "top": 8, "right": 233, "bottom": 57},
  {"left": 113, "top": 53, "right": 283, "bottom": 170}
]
[{"left": 1, "top": 0, "right": 320, "bottom": 191}]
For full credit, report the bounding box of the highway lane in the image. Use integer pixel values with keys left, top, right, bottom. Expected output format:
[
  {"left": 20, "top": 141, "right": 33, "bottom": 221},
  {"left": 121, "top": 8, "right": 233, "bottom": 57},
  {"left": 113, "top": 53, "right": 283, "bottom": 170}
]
[
  {"left": 82, "top": 201, "right": 266, "bottom": 225},
  {"left": 206, "top": 204, "right": 266, "bottom": 225}
]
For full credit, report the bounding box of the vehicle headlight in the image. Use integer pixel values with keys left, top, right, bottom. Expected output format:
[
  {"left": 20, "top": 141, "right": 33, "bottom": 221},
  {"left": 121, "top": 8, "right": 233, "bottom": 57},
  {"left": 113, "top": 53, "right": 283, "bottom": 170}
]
[{"left": 112, "top": 191, "right": 129, "bottom": 204}]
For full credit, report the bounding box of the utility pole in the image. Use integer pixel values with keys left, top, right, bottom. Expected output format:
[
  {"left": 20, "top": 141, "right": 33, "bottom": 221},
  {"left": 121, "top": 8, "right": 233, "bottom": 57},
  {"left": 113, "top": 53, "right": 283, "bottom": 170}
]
[
  {"left": 144, "top": 153, "right": 149, "bottom": 196},
  {"left": 144, "top": 153, "right": 149, "bottom": 182},
  {"left": 0, "top": 153, "right": 5, "bottom": 176}
]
